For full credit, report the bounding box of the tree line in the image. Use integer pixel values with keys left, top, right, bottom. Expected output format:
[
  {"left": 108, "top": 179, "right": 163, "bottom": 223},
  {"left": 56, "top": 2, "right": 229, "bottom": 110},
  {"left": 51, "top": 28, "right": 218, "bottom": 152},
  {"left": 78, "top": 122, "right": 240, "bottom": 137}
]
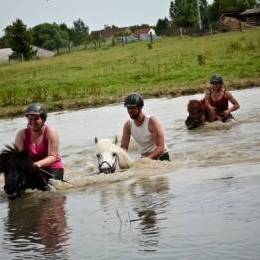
[
  {"left": 0, "top": 18, "right": 90, "bottom": 60},
  {"left": 155, "top": 0, "right": 259, "bottom": 36},
  {"left": 0, "top": 0, "right": 259, "bottom": 60}
]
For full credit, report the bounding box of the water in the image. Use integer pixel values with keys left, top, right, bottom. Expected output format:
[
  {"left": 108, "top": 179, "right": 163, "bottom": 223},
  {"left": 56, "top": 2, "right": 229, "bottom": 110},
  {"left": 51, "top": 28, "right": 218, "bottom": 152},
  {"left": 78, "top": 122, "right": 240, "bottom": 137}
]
[{"left": 0, "top": 87, "right": 260, "bottom": 259}]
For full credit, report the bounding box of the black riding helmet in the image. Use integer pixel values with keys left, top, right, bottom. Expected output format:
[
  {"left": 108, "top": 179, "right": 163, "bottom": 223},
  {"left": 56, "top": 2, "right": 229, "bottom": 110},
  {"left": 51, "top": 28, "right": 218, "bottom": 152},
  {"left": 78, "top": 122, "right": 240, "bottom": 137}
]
[
  {"left": 25, "top": 103, "right": 47, "bottom": 121},
  {"left": 210, "top": 74, "right": 223, "bottom": 84},
  {"left": 124, "top": 93, "right": 144, "bottom": 108}
]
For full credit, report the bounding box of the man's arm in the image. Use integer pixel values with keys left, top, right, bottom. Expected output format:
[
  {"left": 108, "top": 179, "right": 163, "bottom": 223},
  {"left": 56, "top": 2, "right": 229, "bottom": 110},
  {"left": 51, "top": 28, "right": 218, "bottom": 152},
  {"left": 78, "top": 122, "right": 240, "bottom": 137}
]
[
  {"left": 121, "top": 120, "right": 131, "bottom": 151},
  {"left": 147, "top": 116, "right": 165, "bottom": 159}
]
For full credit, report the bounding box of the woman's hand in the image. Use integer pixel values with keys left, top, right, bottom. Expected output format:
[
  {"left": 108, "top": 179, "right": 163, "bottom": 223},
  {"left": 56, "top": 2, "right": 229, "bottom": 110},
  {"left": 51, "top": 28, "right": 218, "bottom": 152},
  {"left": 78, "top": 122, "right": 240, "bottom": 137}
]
[{"left": 33, "top": 161, "right": 41, "bottom": 168}]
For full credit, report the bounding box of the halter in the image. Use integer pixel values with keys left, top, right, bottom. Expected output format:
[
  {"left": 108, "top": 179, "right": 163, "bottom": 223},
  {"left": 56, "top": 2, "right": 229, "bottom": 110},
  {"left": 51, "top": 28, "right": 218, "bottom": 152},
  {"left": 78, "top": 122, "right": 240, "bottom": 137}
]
[{"left": 98, "top": 154, "right": 118, "bottom": 174}]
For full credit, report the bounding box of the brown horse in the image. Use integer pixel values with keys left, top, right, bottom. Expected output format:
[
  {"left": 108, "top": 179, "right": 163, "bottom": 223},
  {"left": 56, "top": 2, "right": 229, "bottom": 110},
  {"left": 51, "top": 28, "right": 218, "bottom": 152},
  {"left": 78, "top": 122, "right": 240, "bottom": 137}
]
[
  {"left": 185, "top": 99, "right": 234, "bottom": 130},
  {"left": 185, "top": 99, "right": 213, "bottom": 129}
]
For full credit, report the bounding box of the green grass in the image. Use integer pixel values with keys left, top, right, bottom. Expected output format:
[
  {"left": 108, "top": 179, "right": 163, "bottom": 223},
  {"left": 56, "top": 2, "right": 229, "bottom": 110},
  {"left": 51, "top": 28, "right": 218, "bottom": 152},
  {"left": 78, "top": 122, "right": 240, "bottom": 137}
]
[{"left": 0, "top": 28, "right": 260, "bottom": 118}]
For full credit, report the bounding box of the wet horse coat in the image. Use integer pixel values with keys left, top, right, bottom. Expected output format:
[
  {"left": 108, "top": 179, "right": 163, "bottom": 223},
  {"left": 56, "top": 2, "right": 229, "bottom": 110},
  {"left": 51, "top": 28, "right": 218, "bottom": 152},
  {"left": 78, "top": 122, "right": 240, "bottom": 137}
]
[
  {"left": 185, "top": 99, "right": 234, "bottom": 129},
  {"left": 185, "top": 99, "right": 214, "bottom": 129}
]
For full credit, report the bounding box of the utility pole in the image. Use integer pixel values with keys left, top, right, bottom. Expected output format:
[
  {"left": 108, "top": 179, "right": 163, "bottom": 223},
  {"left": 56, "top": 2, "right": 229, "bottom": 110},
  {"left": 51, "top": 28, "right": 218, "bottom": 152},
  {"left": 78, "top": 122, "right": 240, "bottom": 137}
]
[{"left": 196, "top": 0, "right": 202, "bottom": 31}]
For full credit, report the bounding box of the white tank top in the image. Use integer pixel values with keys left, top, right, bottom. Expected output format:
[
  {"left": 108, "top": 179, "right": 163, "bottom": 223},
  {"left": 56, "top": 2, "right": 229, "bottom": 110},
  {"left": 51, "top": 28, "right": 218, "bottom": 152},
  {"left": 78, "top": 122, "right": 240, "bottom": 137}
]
[{"left": 129, "top": 116, "right": 157, "bottom": 155}]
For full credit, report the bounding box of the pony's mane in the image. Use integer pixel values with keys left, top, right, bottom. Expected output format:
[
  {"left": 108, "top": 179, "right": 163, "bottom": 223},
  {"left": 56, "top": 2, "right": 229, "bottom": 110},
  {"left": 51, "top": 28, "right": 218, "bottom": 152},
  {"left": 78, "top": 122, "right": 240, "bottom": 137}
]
[
  {"left": 0, "top": 145, "right": 32, "bottom": 171},
  {"left": 114, "top": 145, "right": 133, "bottom": 169}
]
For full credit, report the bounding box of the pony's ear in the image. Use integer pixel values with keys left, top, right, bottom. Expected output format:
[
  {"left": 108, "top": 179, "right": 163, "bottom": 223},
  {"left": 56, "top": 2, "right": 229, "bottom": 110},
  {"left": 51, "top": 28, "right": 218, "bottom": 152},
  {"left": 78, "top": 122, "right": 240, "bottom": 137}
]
[
  {"left": 95, "top": 137, "right": 98, "bottom": 144},
  {"left": 114, "top": 136, "right": 118, "bottom": 145}
]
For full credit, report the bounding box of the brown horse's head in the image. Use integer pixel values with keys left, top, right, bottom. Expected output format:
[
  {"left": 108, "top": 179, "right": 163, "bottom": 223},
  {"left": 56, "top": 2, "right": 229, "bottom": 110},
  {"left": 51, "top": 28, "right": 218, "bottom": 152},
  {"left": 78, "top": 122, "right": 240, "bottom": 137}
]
[{"left": 185, "top": 99, "right": 206, "bottom": 130}]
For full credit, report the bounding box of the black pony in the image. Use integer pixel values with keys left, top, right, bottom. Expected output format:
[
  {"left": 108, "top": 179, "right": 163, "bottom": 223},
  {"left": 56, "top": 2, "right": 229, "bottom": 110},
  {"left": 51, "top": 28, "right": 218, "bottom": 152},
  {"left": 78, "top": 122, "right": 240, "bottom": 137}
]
[{"left": 0, "top": 145, "right": 50, "bottom": 200}]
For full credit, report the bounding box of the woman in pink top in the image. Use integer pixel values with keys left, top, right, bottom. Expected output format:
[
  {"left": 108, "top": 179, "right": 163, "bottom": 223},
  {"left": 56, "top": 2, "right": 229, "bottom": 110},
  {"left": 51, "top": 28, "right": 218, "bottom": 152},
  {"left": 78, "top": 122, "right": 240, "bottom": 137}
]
[
  {"left": 204, "top": 75, "right": 240, "bottom": 122},
  {"left": 15, "top": 103, "right": 64, "bottom": 181}
]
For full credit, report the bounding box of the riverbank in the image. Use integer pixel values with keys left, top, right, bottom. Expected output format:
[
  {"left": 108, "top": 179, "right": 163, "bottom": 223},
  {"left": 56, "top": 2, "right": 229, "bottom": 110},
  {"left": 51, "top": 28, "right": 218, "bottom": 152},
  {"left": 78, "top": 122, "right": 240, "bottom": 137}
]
[{"left": 0, "top": 28, "right": 259, "bottom": 119}]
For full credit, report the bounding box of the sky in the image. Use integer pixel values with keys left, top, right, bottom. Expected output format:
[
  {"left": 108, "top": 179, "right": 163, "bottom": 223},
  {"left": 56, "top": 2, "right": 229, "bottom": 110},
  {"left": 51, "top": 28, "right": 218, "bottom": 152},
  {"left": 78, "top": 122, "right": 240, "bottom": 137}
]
[{"left": 0, "top": 0, "right": 176, "bottom": 36}]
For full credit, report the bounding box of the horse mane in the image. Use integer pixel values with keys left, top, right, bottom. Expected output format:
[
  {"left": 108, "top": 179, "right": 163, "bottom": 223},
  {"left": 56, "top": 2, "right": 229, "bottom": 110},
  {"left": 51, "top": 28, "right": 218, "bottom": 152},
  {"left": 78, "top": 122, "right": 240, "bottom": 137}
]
[
  {"left": 114, "top": 145, "right": 133, "bottom": 169},
  {"left": 0, "top": 145, "right": 32, "bottom": 172}
]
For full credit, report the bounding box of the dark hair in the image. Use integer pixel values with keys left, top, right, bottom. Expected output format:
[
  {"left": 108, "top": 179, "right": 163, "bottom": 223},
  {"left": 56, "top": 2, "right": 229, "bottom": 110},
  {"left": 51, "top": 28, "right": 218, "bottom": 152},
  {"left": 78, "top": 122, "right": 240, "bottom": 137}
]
[
  {"left": 25, "top": 103, "right": 47, "bottom": 121},
  {"left": 124, "top": 93, "right": 144, "bottom": 108},
  {"left": 210, "top": 74, "right": 223, "bottom": 84}
]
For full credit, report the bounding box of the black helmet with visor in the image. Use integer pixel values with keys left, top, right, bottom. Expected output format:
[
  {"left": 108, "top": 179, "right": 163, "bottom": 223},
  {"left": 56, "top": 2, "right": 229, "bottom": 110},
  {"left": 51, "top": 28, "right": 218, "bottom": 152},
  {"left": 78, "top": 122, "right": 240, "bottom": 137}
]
[
  {"left": 25, "top": 103, "right": 47, "bottom": 121},
  {"left": 210, "top": 74, "right": 223, "bottom": 84},
  {"left": 124, "top": 93, "right": 144, "bottom": 108}
]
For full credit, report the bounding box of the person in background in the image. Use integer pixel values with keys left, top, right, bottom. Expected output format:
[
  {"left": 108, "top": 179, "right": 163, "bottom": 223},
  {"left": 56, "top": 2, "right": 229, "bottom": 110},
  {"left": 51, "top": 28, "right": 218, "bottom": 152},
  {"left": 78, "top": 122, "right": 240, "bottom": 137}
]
[
  {"left": 204, "top": 75, "right": 240, "bottom": 122},
  {"left": 15, "top": 103, "right": 64, "bottom": 180},
  {"left": 121, "top": 93, "right": 170, "bottom": 161}
]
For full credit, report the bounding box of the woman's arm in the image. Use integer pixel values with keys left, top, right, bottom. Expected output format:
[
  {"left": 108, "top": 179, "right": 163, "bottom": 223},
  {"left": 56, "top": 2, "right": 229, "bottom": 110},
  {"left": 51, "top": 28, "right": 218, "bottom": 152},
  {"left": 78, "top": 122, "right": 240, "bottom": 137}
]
[
  {"left": 15, "top": 130, "right": 25, "bottom": 151},
  {"left": 225, "top": 91, "right": 240, "bottom": 114}
]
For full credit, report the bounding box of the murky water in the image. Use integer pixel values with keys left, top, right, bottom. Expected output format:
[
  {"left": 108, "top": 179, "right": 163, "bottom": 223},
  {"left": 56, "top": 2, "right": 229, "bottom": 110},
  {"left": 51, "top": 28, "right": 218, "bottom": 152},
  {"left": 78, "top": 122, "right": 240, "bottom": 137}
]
[{"left": 0, "top": 87, "right": 260, "bottom": 259}]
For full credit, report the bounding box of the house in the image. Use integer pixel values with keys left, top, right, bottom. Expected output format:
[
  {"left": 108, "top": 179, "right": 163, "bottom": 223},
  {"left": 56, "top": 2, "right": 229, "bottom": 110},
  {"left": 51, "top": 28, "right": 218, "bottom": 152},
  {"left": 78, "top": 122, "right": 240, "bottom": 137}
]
[
  {"left": 220, "top": 8, "right": 260, "bottom": 31},
  {"left": 220, "top": 12, "right": 242, "bottom": 31},
  {"left": 132, "top": 27, "right": 157, "bottom": 40},
  {"left": 240, "top": 8, "right": 260, "bottom": 26}
]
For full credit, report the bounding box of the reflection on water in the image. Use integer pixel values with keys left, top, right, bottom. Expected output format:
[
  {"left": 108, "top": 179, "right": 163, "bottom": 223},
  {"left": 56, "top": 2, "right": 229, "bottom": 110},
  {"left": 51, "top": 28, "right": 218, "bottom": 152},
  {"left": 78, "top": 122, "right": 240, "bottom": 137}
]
[
  {"left": 129, "top": 177, "right": 170, "bottom": 252},
  {"left": 2, "top": 194, "right": 70, "bottom": 259},
  {"left": 97, "top": 175, "right": 171, "bottom": 253}
]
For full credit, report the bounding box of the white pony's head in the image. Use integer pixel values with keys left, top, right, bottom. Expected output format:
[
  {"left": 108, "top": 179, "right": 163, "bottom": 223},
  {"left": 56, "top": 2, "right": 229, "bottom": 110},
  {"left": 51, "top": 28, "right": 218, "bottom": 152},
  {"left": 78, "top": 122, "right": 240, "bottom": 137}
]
[{"left": 95, "top": 136, "right": 133, "bottom": 174}]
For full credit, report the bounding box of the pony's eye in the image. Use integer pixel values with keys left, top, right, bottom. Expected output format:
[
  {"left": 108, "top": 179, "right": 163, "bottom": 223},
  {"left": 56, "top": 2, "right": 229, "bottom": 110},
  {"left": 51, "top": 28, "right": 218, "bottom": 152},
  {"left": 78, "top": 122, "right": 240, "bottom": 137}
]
[
  {"left": 112, "top": 152, "right": 116, "bottom": 157},
  {"left": 96, "top": 154, "right": 101, "bottom": 159}
]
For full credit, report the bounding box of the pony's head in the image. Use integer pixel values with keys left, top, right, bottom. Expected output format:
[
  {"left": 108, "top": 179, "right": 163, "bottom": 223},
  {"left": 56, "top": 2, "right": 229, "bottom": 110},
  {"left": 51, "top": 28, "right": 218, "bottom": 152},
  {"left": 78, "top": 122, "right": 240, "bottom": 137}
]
[
  {"left": 95, "top": 137, "right": 119, "bottom": 174},
  {"left": 185, "top": 99, "right": 206, "bottom": 130},
  {"left": 95, "top": 136, "right": 133, "bottom": 174},
  {"left": 0, "top": 145, "right": 46, "bottom": 200},
  {"left": 0, "top": 145, "right": 31, "bottom": 199}
]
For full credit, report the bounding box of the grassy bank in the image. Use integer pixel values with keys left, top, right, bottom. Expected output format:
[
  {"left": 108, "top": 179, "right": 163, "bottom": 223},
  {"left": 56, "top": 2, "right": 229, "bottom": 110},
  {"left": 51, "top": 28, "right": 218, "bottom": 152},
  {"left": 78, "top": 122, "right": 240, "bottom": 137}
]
[{"left": 0, "top": 28, "right": 260, "bottom": 118}]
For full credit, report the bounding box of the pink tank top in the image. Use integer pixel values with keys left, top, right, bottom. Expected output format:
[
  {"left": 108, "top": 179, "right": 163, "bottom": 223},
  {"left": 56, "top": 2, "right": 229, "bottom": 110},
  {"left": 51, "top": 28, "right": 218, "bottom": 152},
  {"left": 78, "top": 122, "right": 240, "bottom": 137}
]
[
  {"left": 209, "top": 90, "right": 228, "bottom": 113},
  {"left": 24, "top": 126, "right": 64, "bottom": 169}
]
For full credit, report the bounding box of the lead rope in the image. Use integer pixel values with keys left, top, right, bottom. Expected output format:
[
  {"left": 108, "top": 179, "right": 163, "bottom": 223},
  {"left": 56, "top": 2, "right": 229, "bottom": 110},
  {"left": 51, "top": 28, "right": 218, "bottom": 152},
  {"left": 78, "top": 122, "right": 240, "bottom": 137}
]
[{"left": 39, "top": 168, "right": 72, "bottom": 185}]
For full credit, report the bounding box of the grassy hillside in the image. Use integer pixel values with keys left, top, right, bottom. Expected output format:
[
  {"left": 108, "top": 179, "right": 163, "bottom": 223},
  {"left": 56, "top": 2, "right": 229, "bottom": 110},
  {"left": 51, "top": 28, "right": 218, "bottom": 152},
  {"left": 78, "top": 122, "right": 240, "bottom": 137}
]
[{"left": 0, "top": 28, "right": 260, "bottom": 118}]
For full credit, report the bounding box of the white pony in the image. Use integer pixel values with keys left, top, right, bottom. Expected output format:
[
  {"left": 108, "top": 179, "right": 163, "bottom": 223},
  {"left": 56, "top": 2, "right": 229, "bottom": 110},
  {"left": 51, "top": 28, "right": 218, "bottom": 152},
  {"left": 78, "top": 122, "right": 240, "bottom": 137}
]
[{"left": 95, "top": 136, "right": 133, "bottom": 174}]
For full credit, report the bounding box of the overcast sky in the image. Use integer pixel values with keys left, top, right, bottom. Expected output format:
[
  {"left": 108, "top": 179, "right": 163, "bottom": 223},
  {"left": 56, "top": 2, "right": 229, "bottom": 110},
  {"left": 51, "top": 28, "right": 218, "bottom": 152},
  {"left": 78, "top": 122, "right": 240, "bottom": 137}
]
[{"left": 0, "top": 0, "right": 176, "bottom": 36}]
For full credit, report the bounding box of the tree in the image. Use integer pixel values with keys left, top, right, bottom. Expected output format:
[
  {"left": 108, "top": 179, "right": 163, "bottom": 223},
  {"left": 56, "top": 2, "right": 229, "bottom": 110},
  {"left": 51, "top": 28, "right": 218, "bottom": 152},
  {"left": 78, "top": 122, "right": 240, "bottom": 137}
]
[
  {"left": 0, "top": 35, "right": 8, "bottom": 48},
  {"left": 71, "top": 19, "right": 89, "bottom": 46},
  {"left": 32, "top": 23, "right": 69, "bottom": 54},
  {"left": 199, "top": 0, "right": 210, "bottom": 29},
  {"left": 4, "top": 19, "right": 34, "bottom": 60},
  {"left": 155, "top": 18, "right": 171, "bottom": 36},
  {"left": 208, "top": 0, "right": 221, "bottom": 23},
  {"left": 169, "top": 0, "right": 197, "bottom": 28},
  {"left": 219, "top": 0, "right": 259, "bottom": 12},
  {"left": 60, "top": 23, "right": 73, "bottom": 51}
]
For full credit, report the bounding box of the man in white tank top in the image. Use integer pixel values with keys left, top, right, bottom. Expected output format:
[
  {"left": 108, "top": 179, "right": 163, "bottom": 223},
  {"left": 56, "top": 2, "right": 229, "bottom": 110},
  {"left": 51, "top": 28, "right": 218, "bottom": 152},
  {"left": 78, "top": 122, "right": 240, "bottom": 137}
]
[{"left": 121, "top": 93, "right": 170, "bottom": 161}]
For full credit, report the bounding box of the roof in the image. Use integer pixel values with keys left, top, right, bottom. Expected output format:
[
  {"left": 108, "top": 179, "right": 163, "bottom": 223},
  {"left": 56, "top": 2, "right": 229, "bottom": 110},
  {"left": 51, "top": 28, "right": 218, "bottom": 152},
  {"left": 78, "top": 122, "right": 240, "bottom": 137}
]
[
  {"left": 133, "top": 28, "right": 151, "bottom": 35},
  {"left": 92, "top": 27, "right": 130, "bottom": 38},
  {"left": 240, "top": 8, "right": 260, "bottom": 15}
]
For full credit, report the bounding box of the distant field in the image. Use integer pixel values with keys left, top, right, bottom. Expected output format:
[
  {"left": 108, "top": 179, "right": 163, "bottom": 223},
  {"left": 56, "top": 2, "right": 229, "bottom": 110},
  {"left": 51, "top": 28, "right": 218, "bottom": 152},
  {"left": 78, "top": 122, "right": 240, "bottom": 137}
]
[{"left": 0, "top": 27, "right": 260, "bottom": 118}]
